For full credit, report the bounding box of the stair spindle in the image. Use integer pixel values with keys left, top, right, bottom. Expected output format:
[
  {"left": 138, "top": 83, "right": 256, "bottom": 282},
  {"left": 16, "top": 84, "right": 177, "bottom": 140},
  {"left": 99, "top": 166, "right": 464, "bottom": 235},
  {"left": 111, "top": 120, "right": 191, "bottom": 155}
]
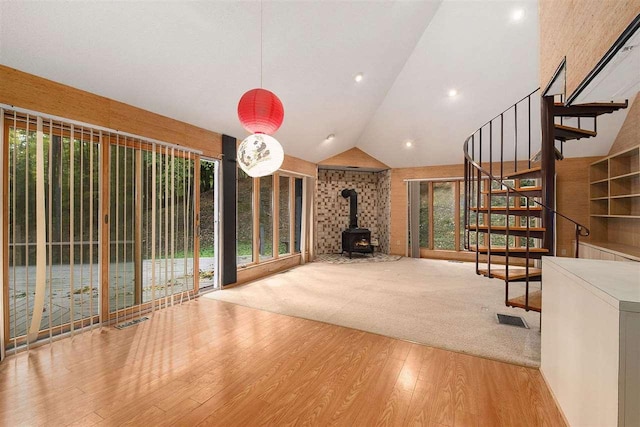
[
  {"left": 489, "top": 121, "right": 493, "bottom": 177},
  {"left": 514, "top": 104, "right": 518, "bottom": 172},
  {"left": 525, "top": 202, "right": 531, "bottom": 311},
  {"left": 528, "top": 95, "right": 532, "bottom": 169},
  {"left": 505, "top": 186, "right": 510, "bottom": 305},
  {"left": 500, "top": 113, "right": 504, "bottom": 180}
]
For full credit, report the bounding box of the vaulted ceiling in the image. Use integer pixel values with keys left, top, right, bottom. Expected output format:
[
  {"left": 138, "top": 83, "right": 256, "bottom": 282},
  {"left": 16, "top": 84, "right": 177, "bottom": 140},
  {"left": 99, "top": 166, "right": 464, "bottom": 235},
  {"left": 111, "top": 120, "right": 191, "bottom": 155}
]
[{"left": 0, "top": 0, "right": 626, "bottom": 168}]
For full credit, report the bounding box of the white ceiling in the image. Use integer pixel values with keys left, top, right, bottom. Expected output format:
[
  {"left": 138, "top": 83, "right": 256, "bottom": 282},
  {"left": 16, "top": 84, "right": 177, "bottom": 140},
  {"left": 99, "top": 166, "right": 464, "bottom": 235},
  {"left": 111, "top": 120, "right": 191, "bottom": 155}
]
[{"left": 2, "top": 0, "right": 621, "bottom": 168}]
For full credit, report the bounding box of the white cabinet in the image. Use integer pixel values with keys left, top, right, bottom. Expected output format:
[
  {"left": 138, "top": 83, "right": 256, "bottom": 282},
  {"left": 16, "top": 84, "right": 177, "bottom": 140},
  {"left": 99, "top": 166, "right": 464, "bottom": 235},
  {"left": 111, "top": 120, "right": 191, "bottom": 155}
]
[{"left": 541, "top": 257, "right": 640, "bottom": 427}]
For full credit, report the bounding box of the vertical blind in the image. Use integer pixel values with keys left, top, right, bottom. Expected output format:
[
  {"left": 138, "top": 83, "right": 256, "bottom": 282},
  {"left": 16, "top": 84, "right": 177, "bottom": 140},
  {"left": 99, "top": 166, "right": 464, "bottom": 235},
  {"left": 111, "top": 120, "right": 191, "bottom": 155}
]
[{"left": 2, "top": 108, "right": 198, "bottom": 353}]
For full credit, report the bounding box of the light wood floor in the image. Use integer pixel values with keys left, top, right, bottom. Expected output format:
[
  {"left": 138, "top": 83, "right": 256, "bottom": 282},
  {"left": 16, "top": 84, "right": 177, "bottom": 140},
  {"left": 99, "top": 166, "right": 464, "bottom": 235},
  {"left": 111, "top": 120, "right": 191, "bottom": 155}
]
[{"left": 0, "top": 298, "right": 566, "bottom": 426}]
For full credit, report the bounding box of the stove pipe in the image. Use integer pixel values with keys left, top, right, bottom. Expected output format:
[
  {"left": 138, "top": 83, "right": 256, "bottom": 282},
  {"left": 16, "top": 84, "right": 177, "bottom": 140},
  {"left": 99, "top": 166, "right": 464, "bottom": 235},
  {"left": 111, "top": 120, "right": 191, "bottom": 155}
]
[{"left": 341, "top": 189, "right": 358, "bottom": 228}]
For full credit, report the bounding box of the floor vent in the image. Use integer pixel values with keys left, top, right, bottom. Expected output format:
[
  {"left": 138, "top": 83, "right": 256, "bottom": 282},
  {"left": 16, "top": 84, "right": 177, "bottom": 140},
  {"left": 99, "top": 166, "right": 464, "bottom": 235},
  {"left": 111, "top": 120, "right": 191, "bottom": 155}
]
[
  {"left": 497, "top": 314, "right": 528, "bottom": 329},
  {"left": 115, "top": 316, "right": 149, "bottom": 330}
]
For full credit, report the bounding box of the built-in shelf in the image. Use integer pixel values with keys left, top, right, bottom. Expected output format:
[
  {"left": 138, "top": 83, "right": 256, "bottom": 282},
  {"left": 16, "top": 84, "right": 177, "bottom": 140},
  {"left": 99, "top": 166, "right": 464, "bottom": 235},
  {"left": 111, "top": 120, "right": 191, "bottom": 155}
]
[
  {"left": 610, "top": 170, "right": 640, "bottom": 181},
  {"left": 589, "top": 158, "right": 609, "bottom": 182},
  {"left": 609, "top": 193, "right": 640, "bottom": 199},
  {"left": 590, "top": 215, "right": 640, "bottom": 219},
  {"left": 589, "top": 145, "right": 640, "bottom": 222}
]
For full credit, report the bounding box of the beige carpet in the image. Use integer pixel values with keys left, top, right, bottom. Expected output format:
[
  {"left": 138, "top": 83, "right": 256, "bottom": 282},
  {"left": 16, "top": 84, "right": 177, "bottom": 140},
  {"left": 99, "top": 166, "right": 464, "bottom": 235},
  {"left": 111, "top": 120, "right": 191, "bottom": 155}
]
[
  {"left": 315, "top": 252, "right": 402, "bottom": 264},
  {"left": 204, "top": 257, "right": 542, "bottom": 367}
]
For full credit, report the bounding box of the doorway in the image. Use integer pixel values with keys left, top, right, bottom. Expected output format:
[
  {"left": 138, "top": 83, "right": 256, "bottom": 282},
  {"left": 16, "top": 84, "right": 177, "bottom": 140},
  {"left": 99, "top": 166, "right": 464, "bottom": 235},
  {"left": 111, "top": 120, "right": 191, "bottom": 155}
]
[{"left": 198, "top": 158, "right": 220, "bottom": 290}]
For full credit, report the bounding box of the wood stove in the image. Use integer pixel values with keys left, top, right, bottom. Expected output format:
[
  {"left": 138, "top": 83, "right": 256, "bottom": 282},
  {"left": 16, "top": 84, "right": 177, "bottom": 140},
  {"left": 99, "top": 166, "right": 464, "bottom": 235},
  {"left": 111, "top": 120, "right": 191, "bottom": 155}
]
[
  {"left": 340, "top": 189, "right": 373, "bottom": 258},
  {"left": 342, "top": 228, "right": 372, "bottom": 258}
]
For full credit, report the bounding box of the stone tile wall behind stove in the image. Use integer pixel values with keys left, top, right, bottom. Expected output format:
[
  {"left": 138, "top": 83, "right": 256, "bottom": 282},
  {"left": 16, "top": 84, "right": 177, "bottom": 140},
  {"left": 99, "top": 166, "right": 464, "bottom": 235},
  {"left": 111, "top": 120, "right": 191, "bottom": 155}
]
[
  {"left": 316, "top": 170, "right": 379, "bottom": 254},
  {"left": 376, "top": 170, "right": 391, "bottom": 254}
]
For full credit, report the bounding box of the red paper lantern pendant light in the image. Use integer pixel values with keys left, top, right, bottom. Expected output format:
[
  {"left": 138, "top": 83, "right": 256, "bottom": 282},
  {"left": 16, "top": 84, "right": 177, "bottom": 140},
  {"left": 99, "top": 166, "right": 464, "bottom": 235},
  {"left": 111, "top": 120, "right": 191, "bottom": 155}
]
[{"left": 237, "top": 88, "right": 284, "bottom": 135}]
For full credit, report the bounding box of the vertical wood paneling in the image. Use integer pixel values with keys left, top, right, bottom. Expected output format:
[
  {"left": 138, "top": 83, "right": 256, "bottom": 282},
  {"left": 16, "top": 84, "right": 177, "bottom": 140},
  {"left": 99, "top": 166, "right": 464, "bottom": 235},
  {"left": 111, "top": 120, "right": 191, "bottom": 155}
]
[
  {"left": 318, "top": 147, "right": 389, "bottom": 170},
  {"left": 539, "top": 0, "right": 640, "bottom": 94},
  {"left": 556, "top": 157, "right": 602, "bottom": 256},
  {"left": 609, "top": 92, "right": 640, "bottom": 155}
]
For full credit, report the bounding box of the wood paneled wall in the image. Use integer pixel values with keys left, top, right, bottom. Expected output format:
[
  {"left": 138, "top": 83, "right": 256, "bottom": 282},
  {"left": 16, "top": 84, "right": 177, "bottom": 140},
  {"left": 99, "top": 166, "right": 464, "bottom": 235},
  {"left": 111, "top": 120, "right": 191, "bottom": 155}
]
[
  {"left": 0, "top": 65, "right": 222, "bottom": 157},
  {"left": 555, "top": 157, "right": 601, "bottom": 256},
  {"left": 318, "top": 147, "right": 389, "bottom": 170},
  {"left": 539, "top": 1, "right": 640, "bottom": 95},
  {"left": 609, "top": 92, "right": 640, "bottom": 155},
  {"left": 280, "top": 155, "right": 317, "bottom": 178}
]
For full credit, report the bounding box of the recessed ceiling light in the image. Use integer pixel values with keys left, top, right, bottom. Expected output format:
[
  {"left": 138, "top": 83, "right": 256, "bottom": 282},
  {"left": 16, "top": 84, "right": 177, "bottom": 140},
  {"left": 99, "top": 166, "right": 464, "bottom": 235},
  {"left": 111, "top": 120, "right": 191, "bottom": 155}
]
[
  {"left": 511, "top": 9, "right": 524, "bottom": 22},
  {"left": 405, "top": 141, "right": 413, "bottom": 148},
  {"left": 448, "top": 89, "right": 458, "bottom": 97},
  {"left": 325, "top": 133, "right": 335, "bottom": 142},
  {"left": 354, "top": 73, "right": 364, "bottom": 83}
]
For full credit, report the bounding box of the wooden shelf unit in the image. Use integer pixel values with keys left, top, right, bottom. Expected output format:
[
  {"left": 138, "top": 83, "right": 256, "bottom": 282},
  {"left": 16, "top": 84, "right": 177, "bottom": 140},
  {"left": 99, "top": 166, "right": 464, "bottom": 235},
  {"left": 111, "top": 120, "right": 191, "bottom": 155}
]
[{"left": 589, "top": 145, "right": 640, "bottom": 219}]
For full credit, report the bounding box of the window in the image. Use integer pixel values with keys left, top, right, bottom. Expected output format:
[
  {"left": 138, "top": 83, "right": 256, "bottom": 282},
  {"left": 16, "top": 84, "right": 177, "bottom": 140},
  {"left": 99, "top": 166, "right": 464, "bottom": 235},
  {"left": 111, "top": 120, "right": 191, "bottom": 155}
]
[
  {"left": 294, "top": 177, "right": 303, "bottom": 253},
  {"left": 235, "top": 173, "right": 306, "bottom": 269},
  {"left": 278, "top": 176, "right": 290, "bottom": 255},
  {"left": 415, "top": 179, "right": 463, "bottom": 251},
  {"left": 419, "top": 182, "right": 430, "bottom": 247},
  {"left": 236, "top": 168, "right": 253, "bottom": 266},
  {"left": 433, "top": 182, "right": 456, "bottom": 250},
  {"left": 259, "top": 176, "right": 274, "bottom": 261}
]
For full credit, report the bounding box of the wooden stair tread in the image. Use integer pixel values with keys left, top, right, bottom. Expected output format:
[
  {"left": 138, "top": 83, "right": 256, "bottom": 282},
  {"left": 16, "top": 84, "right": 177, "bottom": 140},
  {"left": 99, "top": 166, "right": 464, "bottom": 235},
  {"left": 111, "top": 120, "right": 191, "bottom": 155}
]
[
  {"left": 574, "top": 102, "right": 628, "bottom": 107},
  {"left": 467, "top": 225, "right": 545, "bottom": 232},
  {"left": 553, "top": 101, "right": 628, "bottom": 118},
  {"left": 470, "top": 206, "right": 542, "bottom": 211},
  {"left": 554, "top": 102, "right": 627, "bottom": 108},
  {"left": 507, "top": 290, "right": 542, "bottom": 312},
  {"left": 502, "top": 166, "right": 542, "bottom": 179},
  {"left": 479, "top": 267, "right": 542, "bottom": 280},
  {"left": 554, "top": 124, "right": 597, "bottom": 141},
  {"left": 470, "top": 245, "right": 549, "bottom": 253},
  {"left": 482, "top": 186, "right": 542, "bottom": 195}
]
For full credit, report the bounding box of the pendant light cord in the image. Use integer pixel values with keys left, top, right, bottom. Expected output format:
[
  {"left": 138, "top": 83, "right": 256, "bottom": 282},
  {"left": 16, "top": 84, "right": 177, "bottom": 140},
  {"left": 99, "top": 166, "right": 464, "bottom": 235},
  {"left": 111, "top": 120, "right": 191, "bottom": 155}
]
[{"left": 260, "top": 0, "right": 263, "bottom": 88}]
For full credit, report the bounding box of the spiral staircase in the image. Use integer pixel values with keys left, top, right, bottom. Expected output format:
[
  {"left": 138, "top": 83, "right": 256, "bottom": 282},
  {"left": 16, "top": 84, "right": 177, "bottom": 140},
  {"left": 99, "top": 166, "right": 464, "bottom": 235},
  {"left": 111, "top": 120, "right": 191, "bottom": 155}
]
[{"left": 463, "top": 89, "right": 627, "bottom": 312}]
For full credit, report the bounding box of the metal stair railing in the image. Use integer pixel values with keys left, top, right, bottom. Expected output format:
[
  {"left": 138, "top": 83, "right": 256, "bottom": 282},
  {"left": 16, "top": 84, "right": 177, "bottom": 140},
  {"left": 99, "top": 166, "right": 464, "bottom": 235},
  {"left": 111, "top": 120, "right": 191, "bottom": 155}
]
[{"left": 463, "top": 88, "right": 590, "bottom": 311}]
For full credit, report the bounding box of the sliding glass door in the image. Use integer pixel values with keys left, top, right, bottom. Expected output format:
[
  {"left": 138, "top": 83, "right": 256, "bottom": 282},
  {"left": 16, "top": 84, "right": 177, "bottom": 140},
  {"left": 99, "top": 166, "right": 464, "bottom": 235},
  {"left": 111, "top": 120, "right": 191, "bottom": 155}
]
[
  {"left": 109, "top": 140, "right": 198, "bottom": 320},
  {"left": 2, "top": 107, "right": 213, "bottom": 352},
  {"left": 4, "top": 113, "right": 101, "bottom": 350},
  {"left": 410, "top": 179, "right": 464, "bottom": 253}
]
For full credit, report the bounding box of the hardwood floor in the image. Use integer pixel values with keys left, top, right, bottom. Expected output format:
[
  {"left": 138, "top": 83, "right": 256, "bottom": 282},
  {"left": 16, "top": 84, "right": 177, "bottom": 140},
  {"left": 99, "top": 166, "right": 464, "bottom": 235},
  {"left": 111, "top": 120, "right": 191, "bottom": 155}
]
[{"left": 0, "top": 298, "right": 566, "bottom": 426}]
